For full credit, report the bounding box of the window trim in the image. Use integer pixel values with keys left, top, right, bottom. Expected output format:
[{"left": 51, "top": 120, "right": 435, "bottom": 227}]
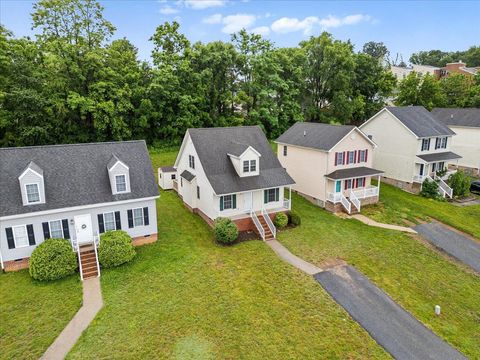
[
  {"left": 348, "top": 151, "right": 355, "bottom": 164},
  {"left": 25, "top": 182, "right": 41, "bottom": 204},
  {"left": 243, "top": 160, "right": 250, "bottom": 173},
  {"left": 359, "top": 150, "right": 366, "bottom": 163},
  {"left": 103, "top": 211, "right": 117, "bottom": 232},
  {"left": 421, "top": 138, "right": 430, "bottom": 151},
  {"left": 189, "top": 155, "right": 195, "bottom": 169},
  {"left": 132, "top": 207, "right": 145, "bottom": 227},
  {"left": 115, "top": 174, "right": 128, "bottom": 193},
  {"left": 12, "top": 225, "right": 29, "bottom": 248},
  {"left": 250, "top": 159, "right": 256, "bottom": 172},
  {"left": 222, "top": 194, "right": 234, "bottom": 210},
  {"left": 336, "top": 152, "right": 344, "bottom": 166},
  {"left": 48, "top": 219, "right": 65, "bottom": 239}
]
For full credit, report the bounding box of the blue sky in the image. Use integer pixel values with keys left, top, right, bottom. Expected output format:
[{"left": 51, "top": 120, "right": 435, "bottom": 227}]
[{"left": 1, "top": 0, "right": 479, "bottom": 63}]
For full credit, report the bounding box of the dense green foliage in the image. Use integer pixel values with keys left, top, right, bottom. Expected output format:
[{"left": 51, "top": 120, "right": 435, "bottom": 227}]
[
  {"left": 0, "top": 0, "right": 396, "bottom": 147},
  {"left": 288, "top": 211, "right": 302, "bottom": 226},
  {"left": 213, "top": 217, "right": 239, "bottom": 244},
  {"left": 410, "top": 46, "right": 480, "bottom": 67},
  {"left": 273, "top": 212, "right": 288, "bottom": 228},
  {"left": 448, "top": 171, "right": 471, "bottom": 198},
  {"left": 29, "top": 239, "right": 78, "bottom": 281},
  {"left": 419, "top": 179, "right": 442, "bottom": 199},
  {"left": 98, "top": 230, "right": 136, "bottom": 268}
]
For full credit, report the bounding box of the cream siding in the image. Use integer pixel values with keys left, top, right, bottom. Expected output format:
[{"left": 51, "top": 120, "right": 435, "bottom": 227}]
[{"left": 448, "top": 126, "right": 480, "bottom": 170}]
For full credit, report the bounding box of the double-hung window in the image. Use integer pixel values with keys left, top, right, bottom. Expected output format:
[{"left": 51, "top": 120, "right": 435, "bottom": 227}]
[
  {"left": 49, "top": 220, "right": 64, "bottom": 239},
  {"left": 435, "top": 137, "right": 441, "bottom": 150},
  {"left": 345, "top": 179, "right": 353, "bottom": 190},
  {"left": 421, "top": 138, "right": 430, "bottom": 151},
  {"left": 220, "top": 194, "right": 235, "bottom": 210},
  {"left": 13, "top": 225, "right": 29, "bottom": 248},
  {"left": 133, "top": 208, "right": 144, "bottom": 227},
  {"left": 115, "top": 175, "right": 127, "bottom": 193},
  {"left": 249, "top": 160, "right": 256, "bottom": 172},
  {"left": 441, "top": 137, "right": 447, "bottom": 149},
  {"left": 359, "top": 150, "right": 366, "bottom": 163},
  {"left": 264, "top": 188, "right": 279, "bottom": 203},
  {"left": 189, "top": 155, "right": 195, "bottom": 169},
  {"left": 357, "top": 177, "right": 365, "bottom": 188},
  {"left": 103, "top": 212, "right": 116, "bottom": 231},
  {"left": 348, "top": 151, "right": 355, "bottom": 164},
  {"left": 283, "top": 146, "right": 287, "bottom": 156},
  {"left": 335, "top": 152, "right": 344, "bottom": 166},
  {"left": 243, "top": 160, "right": 250, "bottom": 173},
  {"left": 26, "top": 183, "right": 40, "bottom": 204}
]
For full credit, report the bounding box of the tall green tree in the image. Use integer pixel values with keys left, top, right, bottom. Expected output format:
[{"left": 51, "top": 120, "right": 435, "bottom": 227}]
[{"left": 395, "top": 72, "right": 445, "bottom": 110}]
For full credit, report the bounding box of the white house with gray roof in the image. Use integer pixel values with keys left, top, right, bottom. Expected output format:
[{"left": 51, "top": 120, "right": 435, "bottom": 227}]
[
  {"left": 360, "top": 106, "right": 461, "bottom": 196},
  {"left": 0, "top": 141, "right": 159, "bottom": 277},
  {"left": 276, "top": 122, "right": 382, "bottom": 214},
  {"left": 432, "top": 108, "right": 480, "bottom": 174},
  {"left": 171, "top": 126, "right": 294, "bottom": 240}
]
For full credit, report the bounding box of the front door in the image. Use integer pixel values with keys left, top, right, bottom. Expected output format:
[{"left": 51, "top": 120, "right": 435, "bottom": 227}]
[
  {"left": 74, "top": 214, "right": 93, "bottom": 244},
  {"left": 244, "top": 191, "right": 253, "bottom": 212},
  {"left": 335, "top": 181, "right": 341, "bottom": 193}
]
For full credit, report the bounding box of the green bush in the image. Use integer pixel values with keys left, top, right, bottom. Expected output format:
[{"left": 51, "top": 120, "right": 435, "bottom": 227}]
[
  {"left": 273, "top": 212, "right": 288, "bottom": 228},
  {"left": 448, "top": 170, "right": 470, "bottom": 198},
  {"left": 29, "top": 239, "right": 78, "bottom": 281},
  {"left": 420, "top": 178, "right": 442, "bottom": 200},
  {"left": 213, "top": 217, "right": 239, "bottom": 244},
  {"left": 98, "top": 230, "right": 136, "bottom": 268},
  {"left": 289, "top": 211, "right": 301, "bottom": 226}
]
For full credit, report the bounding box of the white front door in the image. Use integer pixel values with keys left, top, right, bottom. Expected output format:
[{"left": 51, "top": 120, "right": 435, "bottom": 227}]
[
  {"left": 244, "top": 191, "right": 253, "bottom": 212},
  {"left": 74, "top": 214, "right": 93, "bottom": 244}
]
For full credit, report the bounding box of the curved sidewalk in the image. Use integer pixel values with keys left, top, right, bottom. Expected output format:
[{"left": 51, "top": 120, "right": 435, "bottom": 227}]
[
  {"left": 351, "top": 214, "right": 417, "bottom": 233},
  {"left": 42, "top": 277, "right": 103, "bottom": 360}
]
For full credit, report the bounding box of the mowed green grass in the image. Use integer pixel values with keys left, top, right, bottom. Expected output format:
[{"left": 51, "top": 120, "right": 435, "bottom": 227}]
[
  {"left": 278, "top": 193, "right": 480, "bottom": 359},
  {"left": 362, "top": 182, "right": 480, "bottom": 239},
  {"left": 67, "top": 149, "right": 388, "bottom": 359},
  {"left": 0, "top": 271, "right": 81, "bottom": 360}
]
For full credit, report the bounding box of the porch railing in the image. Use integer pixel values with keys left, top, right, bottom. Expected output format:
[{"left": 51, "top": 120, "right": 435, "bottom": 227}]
[
  {"left": 349, "top": 190, "right": 361, "bottom": 212},
  {"left": 351, "top": 186, "right": 379, "bottom": 199},
  {"left": 283, "top": 198, "right": 291, "bottom": 210},
  {"left": 435, "top": 175, "right": 453, "bottom": 198},
  {"left": 251, "top": 210, "right": 265, "bottom": 240},
  {"left": 413, "top": 174, "right": 427, "bottom": 183},
  {"left": 262, "top": 207, "right": 276, "bottom": 239},
  {"left": 340, "top": 194, "right": 351, "bottom": 214},
  {"left": 440, "top": 169, "right": 457, "bottom": 181},
  {"left": 327, "top": 192, "right": 343, "bottom": 203},
  {"left": 93, "top": 235, "right": 101, "bottom": 278}
]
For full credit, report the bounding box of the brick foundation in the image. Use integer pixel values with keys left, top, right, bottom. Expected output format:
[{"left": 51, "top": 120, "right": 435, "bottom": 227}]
[
  {"left": 325, "top": 201, "right": 344, "bottom": 213},
  {"left": 3, "top": 258, "right": 29, "bottom": 272},
  {"left": 360, "top": 196, "right": 379, "bottom": 206},
  {"left": 132, "top": 233, "right": 158, "bottom": 246}
]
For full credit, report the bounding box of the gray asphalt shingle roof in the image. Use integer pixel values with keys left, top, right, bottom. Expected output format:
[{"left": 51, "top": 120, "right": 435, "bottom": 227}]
[
  {"left": 416, "top": 151, "right": 462, "bottom": 163},
  {"left": 0, "top": 140, "right": 159, "bottom": 217},
  {"left": 180, "top": 170, "right": 195, "bottom": 182},
  {"left": 188, "top": 126, "right": 294, "bottom": 195},
  {"left": 160, "top": 166, "right": 176, "bottom": 172},
  {"left": 431, "top": 108, "right": 480, "bottom": 128},
  {"left": 276, "top": 122, "right": 355, "bottom": 151},
  {"left": 325, "top": 166, "right": 384, "bottom": 180},
  {"left": 386, "top": 106, "right": 455, "bottom": 138}
]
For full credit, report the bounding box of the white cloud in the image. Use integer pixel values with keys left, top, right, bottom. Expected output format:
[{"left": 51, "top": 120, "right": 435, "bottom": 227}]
[
  {"left": 271, "top": 14, "right": 371, "bottom": 35},
  {"left": 159, "top": 5, "right": 179, "bottom": 15},
  {"left": 203, "top": 13, "right": 223, "bottom": 24},
  {"left": 221, "top": 14, "right": 256, "bottom": 33},
  {"left": 251, "top": 26, "right": 270, "bottom": 36},
  {"left": 183, "top": 0, "right": 226, "bottom": 10}
]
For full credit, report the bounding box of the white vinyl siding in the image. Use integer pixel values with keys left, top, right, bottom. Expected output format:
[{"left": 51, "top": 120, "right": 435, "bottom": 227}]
[
  {"left": 133, "top": 208, "right": 144, "bottom": 227},
  {"left": 13, "top": 225, "right": 29, "bottom": 248},
  {"left": 103, "top": 212, "right": 116, "bottom": 231},
  {"left": 115, "top": 175, "right": 127, "bottom": 193},
  {"left": 26, "top": 183, "right": 40, "bottom": 204}
]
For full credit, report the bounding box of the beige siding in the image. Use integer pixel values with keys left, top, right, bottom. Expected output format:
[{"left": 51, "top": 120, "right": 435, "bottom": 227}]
[{"left": 449, "top": 126, "right": 480, "bottom": 169}]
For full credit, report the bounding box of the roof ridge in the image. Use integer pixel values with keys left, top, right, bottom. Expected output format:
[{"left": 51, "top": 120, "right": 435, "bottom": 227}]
[
  {"left": 0, "top": 140, "right": 146, "bottom": 151},
  {"left": 188, "top": 125, "right": 261, "bottom": 131}
]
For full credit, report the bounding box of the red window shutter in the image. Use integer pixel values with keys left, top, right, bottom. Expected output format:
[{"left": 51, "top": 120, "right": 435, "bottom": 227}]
[
  {"left": 344, "top": 180, "right": 348, "bottom": 190},
  {"left": 355, "top": 179, "right": 358, "bottom": 188},
  {"left": 365, "top": 149, "right": 368, "bottom": 162},
  {"left": 343, "top": 152, "right": 346, "bottom": 165},
  {"left": 335, "top": 152, "right": 338, "bottom": 166},
  {"left": 354, "top": 150, "right": 358, "bottom": 164}
]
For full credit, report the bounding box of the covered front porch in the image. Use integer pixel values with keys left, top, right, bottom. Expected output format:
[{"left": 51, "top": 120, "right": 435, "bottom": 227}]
[
  {"left": 413, "top": 151, "right": 462, "bottom": 183},
  {"left": 325, "top": 166, "right": 384, "bottom": 214}
]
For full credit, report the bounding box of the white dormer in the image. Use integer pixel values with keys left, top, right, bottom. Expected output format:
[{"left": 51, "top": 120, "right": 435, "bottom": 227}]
[
  {"left": 228, "top": 144, "right": 261, "bottom": 178},
  {"left": 107, "top": 155, "right": 131, "bottom": 195},
  {"left": 18, "top": 161, "right": 46, "bottom": 206}
]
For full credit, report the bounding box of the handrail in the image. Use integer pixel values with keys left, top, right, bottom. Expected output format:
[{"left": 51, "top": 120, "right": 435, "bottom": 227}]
[
  {"left": 77, "top": 241, "right": 84, "bottom": 281},
  {"left": 349, "top": 190, "right": 361, "bottom": 212},
  {"left": 251, "top": 210, "right": 265, "bottom": 240},
  {"left": 340, "top": 194, "right": 351, "bottom": 214},
  {"left": 261, "top": 208, "right": 276, "bottom": 239},
  {"left": 93, "top": 235, "right": 101, "bottom": 278},
  {"left": 435, "top": 175, "right": 453, "bottom": 198}
]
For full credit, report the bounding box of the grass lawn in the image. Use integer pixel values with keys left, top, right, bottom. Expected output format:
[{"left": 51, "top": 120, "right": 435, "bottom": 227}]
[
  {"left": 67, "top": 149, "right": 388, "bottom": 359},
  {"left": 279, "top": 193, "right": 480, "bottom": 359},
  {"left": 0, "top": 271, "right": 82, "bottom": 360},
  {"left": 362, "top": 182, "right": 480, "bottom": 239}
]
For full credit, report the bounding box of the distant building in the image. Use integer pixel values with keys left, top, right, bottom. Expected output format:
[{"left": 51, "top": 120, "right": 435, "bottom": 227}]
[
  {"left": 390, "top": 64, "right": 440, "bottom": 80},
  {"left": 435, "top": 61, "right": 479, "bottom": 79}
]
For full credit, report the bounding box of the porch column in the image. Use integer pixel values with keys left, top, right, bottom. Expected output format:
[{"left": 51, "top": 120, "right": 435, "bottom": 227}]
[
  {"left": 289, "top": 186, "right": 292, "bottom": 210},
  {"left": 377, "top": 175, "right": 381, "bottom": 194}
]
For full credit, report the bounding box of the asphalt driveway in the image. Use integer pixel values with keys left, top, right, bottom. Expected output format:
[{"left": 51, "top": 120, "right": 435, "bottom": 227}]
[
  {"left": 314, "top": 265, "right": 466, "bottom": 360},
  {"left": 414, "top": 222, "right": 480, "bottom": 273}
]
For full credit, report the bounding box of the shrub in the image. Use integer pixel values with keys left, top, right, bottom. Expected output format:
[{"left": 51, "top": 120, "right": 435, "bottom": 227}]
[
  {"left": 29, "top": 239, "right": 77, "bottom": 281},
  {"left": 98, "top": 230, "right": 136, "bottom": 268},
  {"left": 273, "top": 213, "right": 288, "bottom": 228},
  {"left": 420, "top": 178, "right": 442, "bottom": 200},
  {"left": 448, "top": 170, "right": 470, "bottom": 198},
  {"left": 213, "top": 217, "right": 238, "bottom": 244},
  {"left": 289, "top": 211, "right": 301, "bottom": 226}
]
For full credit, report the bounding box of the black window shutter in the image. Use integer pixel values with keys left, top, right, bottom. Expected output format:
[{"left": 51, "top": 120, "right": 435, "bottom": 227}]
[
  {"left": 143, "top": 207, "right": 149, "bottom": 226},
  {"left": 275, "top": 188, "right": 279, "bottom": 202},
  {"left": 127, "top": 209, "right": 134, "bottom": 228},
  {"left": 115, "top": 211, "right": 121, "bottom": 230},
  {"left": 27, "top": 224, "right": 35, "bottom": 246},
  {"left": 97, "top": 214, "right": 105, "bottom": 234},
  {"left": 62, "top": 219, "right": 70, "bottom": 239},
  {"left": 264, "top": 190, "right": 267, "bottom": 204},
  {"left": 6, "top": 228, "right": 15, "bottom": 249},
  {"left": 42, "top": 222, "right": 50, "bottom": 240},
  {"left": 232, "top": 195, "right": 236, "bottom": 209},
  {"left": 220, "top": 197, "right": 224, "bottom": 211}
]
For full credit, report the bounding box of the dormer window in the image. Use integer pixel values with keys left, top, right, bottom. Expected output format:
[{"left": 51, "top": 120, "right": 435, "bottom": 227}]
[
  {"left": 243, "top": 160, "right": 256, "bottom": 173},
  {"left": 26, "top": 183, "right": 40, "bottom": 204},
  {"left": 115, "top": 175, "right": 127, "bottom": 193}
]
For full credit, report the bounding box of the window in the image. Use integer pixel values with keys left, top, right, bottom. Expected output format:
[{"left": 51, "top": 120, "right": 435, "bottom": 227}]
[
  {"left": 283, "top": 146, "right": 287, "bottom": 156},
  {"left": 13, "top": 225, "right": 29, "bottom": 248},
  {"left": 171, "top": 174, "right": 176, "bottom": 180},
  {"left": 197, "top": 186, "right": 200, "bottom": 199},
  {"left": 250, "top": 160, "right": 256, "bottom": 172},
  {"left": 431, "top": 163, "right": 437, "bottom": 172},
  {"left": 335, "top": 152, "right": 344, "bottom": 166},
  {"left": 345, "top": 179, "right": 353, "bottom": 190},
  {"left": 348, "top": 151, "right": 355, "bottom": 164},
  {"left": 133, "top": 208, "right": 144, "bottom": 227},
  {"left": 26, "top": 183, "right": 40, "bottom": 204},
  {"left": 181, "top": 177, "right": 183, "bottom": 187},
  {"left": 264, "top": 188, "right": 279, "bottom": 203},
  {"left": 243, "top": 160, "right": 250, "bottom": 173},
  {"left": 49, "top": 220, "right": 64, "bottom": 239},
  {"left": 189, "top": 155, "right": 195, "bottom": 169},
  {"left": 115, "top": 175, "right": 127, "bottom": 193},
  {"left": 359, "top": 150, "right": 366, "bottom": 162},
  {"left": 438, "top": 162, "right": 445, "bottom": 171},
  {"left": 435, "top": 137, "right": 441, "bottom": 150},
  {"left": 441, "top": 137, "right": 447, "bottom": 149},
  {"left": 221, "top": 194, "right": 234, "bottom": 210},
  {"left": 103, "top": 212, "right": 116, "bottom": 231},
  {"left": 357, "top": 177, "right": 365, "bottom": 188},
  {"left": 421, "top": 138, "right": 430, "bottom": 151}
]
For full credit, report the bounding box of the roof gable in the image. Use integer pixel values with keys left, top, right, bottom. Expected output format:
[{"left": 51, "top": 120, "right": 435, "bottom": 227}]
[{"left": 431, "top": 108, "right": 480, "bottom": 128}]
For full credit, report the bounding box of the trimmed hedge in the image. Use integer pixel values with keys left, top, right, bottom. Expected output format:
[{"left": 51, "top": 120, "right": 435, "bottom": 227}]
[
  {"left": 274, "top": 213, "right": 288, "bottom": 229},
  {"left": 214, "top": 217, "right": 239, "bottom": 244},
  {"left": 29, "top": 239, "right": 78, "bottom": 281},
  {"left": 289, "top": 211, "right": 301, "bottom": 226},
  {"left": 98, "top": 230, "right": 136, "bottom": 268}
]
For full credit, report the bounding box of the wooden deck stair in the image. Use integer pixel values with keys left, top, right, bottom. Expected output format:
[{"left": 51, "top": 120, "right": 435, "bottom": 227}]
[
  {"left": 258, "top": 214, "right": 275, "bottom": 241},
  {"left": 79, "top": 245, "right": 100, "bottom": 280}
]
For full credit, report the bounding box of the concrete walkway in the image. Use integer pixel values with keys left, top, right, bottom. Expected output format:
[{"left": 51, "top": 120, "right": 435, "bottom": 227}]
[
  {"left": 351, "top": 214, "right": 417, "bottom": 233},
  {"left": 42, "top": 277, "right": 103, "bottom": 360},
  {"left": 266, "top": 239, "right": 322, "bottom": 275}
]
